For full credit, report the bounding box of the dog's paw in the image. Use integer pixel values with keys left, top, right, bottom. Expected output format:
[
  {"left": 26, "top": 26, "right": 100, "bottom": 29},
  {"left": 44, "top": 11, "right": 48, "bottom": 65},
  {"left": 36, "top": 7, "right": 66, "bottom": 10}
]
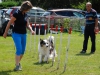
[
  {"left": 39, "top": 61, "right": 41, "bottom": 63},
  {"left": 44, "top": 59, "right": 49, "bottom": 64},
  {"left": 39, "top": 60, "right": 42, "bottom": 64},
  {"left": 46, "top": 61, "right": 49, "bottom": 64}
]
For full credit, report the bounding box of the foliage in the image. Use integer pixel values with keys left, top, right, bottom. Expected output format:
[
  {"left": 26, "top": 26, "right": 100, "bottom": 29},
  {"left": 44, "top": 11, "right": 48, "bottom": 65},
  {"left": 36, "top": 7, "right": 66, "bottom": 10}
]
[
  {"left": 71, "top": 1, "right": 87, "bottom": 10},
  {"left": 63, "top": 18, "right": 70, "bottom": 29},
  {"left": 0, "top": 1, "right": 18, "bottom": 8},
  {"left": 59, "top": 17, "right": 85, "bottom": 31},
  {"left": 1, "top": 0, "right": 100, "bottom": 12}
]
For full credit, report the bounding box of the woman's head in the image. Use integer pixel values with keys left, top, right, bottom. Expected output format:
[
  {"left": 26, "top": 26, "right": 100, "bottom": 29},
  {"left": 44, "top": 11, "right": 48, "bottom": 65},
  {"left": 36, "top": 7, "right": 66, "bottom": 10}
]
[{"left": 20, "top": 1, "right": 33, "bottom": 12}]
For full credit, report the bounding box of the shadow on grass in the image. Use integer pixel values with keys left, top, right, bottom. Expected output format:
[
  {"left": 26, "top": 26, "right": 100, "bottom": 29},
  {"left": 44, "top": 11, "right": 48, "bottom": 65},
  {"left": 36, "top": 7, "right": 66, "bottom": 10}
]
[
  {"left": 50, "top": 68, "right": 66, "bottom": 75},
  {"left": 76, "top": 53, "right": 92, "bottom": 56},
  {"left": 34, "top": 61, "right": 49, "bottom": 66},
  {"left": 45, "top": 64, "right": 54, "bottom": 69},
  {"left": 0, "top": 70, "right": 13, "bottom": 75},
  {"left": 59, "top": 72, "right": 65, "bottom": 75},
  {"left": 50, "top": 68, "right": 58, "bottom": 72}
]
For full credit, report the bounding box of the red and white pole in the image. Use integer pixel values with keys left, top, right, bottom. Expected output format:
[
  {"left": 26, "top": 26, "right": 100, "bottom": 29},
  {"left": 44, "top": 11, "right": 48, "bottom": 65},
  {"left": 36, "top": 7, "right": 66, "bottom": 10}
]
[
  {"left": 54, "top": 25, "right": 58, "bottom": 48},
  {"left": 52, "top": 25, "right": 58, "bottom": 66},
  {"left": 44, "top": 24, "right": 47, "bottom": 39},
  {"left": 50, "top": 24, "right": 53, "bottom": 35},
  {"left": 49, "top": 24, "right": 54, "bottom": 46},
  {"left": 49, "top": 24, "right": 53, "bottom": 44},
  {"left": 38, "top": 24, "right": 41, "bottom": 41},
  {"left": 63, "top": 27, "right": 72, "bottom": 72},
  {"left": 56, "top": 25, "right": 58, "bottom": 34},
  {"left": 30, "top": 23, "right": 32, "bottom": 51},
  {"left": 54, "top": 25, "right": 58, "bottom": 46},
  {"left": 55, "top": 25, "right": 58, "bottom": 44},
  {"left": 57, "top": 26, "right": 63, "bottom": 69},
  {"left": 34, "top": 23, "right": 37, "bottom": 51}
]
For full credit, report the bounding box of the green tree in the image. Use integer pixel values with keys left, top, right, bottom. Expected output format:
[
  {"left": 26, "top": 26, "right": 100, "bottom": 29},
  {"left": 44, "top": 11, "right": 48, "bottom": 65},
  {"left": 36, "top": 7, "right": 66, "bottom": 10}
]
[{"left": 1, "top": 0, "right": 100, "bottom": 12}]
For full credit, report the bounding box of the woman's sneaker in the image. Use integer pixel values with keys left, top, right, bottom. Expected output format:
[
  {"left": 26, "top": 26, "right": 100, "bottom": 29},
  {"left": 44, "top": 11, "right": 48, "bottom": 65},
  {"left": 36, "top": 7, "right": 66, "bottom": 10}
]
[{"left": 14, "top": 64, "right": 22, "bottom": 71}]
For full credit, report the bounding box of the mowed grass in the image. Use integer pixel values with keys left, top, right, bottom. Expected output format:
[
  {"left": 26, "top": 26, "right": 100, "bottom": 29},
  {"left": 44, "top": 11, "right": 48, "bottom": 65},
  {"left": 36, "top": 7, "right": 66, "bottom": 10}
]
[{"left": 0, "top": 32, "right": 100, "bottom": 75}]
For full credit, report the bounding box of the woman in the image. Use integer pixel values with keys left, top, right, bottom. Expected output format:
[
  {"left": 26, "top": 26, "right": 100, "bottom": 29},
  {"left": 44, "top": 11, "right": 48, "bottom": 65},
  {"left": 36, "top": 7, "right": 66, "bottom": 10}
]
[{"left": 3, "top": 1, "right": 35, "bottom": 71}]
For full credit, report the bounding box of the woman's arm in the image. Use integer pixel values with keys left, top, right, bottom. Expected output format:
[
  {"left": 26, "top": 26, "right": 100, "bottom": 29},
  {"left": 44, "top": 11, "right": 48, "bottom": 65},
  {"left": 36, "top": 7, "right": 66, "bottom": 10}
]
[
  {"left": 26, "top": 18, "right": 35, "bottom": 35},
  {"left": 3, "top": 17, "right": 16, "bottom": 38}
]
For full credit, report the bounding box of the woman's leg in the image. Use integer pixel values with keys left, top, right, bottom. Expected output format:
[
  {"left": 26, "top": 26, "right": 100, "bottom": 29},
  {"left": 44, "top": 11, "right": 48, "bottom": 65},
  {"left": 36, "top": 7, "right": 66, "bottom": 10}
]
[
  {"left": 20, "top": 55, "right": 23, "bottom": 61},
  {"left": 20, "top": 34, "right": 27, "bottom": 62},
  {"left": 12, "top": 33, "right": 22, "bottom": 66},
  {"left": 15, "top": 55, "right": 21, "bottom": 66}
]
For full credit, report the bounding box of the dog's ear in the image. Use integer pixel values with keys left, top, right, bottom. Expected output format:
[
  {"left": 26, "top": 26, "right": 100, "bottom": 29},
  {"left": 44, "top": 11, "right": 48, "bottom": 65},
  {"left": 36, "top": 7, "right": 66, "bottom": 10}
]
[
  {"left": 40, "top": 39, "right": 43, "bottom": 41},
  {"left": 40, "top": 39, "right": 44, "bottom": 47}
]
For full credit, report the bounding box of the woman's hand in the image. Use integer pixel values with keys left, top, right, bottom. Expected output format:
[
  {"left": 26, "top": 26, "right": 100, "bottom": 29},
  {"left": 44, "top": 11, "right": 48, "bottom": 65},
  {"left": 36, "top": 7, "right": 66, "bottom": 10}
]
[
  {"left": 3, "top": 17, "right": 16, "bottom": 38},
  {"left": 3, "top": 32, "right": 7, "bottom": 38},
  {"left": 31, "top": 30, "right": 35, "bottom": 35}
]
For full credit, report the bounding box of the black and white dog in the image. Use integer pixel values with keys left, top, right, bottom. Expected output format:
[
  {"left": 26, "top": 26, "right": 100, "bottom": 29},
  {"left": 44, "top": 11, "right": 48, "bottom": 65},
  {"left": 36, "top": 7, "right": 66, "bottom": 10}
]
[{"left": 38, "top": 36, "right": 57, "bottom": 63}]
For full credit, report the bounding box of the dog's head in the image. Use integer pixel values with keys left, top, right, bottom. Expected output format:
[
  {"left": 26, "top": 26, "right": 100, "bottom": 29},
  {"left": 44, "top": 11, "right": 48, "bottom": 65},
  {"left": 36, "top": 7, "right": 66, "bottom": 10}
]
[{"left": 40, "top": 39, "right": 50, "bottom": 48}]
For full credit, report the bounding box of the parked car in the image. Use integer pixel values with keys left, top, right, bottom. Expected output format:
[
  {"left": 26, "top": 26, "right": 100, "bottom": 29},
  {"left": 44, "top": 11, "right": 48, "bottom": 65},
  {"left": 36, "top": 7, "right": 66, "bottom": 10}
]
[
  {"left": 27, "top": 7, "right": 45, "bottom": 23},
  {"left": 0, "top": 6, "right": 45, "bottom": 35},
  {"left": 41, "top": 9, "right": 85, "bottom": 25},
  {"left": 6, "top": 6, "right": 45, "bottom": 18},
  {"left": 0, "top": 9, "right": 12, "bottom": 35},
  {"left": 42, "top": 9, "right": 85, "bottom": 18},
  {"left": 1, "top": 9, "right": 8, "bottom": 18}
]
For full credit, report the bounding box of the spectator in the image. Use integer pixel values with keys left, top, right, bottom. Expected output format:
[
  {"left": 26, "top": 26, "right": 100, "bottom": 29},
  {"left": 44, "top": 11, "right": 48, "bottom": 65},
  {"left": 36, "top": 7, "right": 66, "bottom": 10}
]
[{"left": 80, "top": 2, "right": 98, "bottom": 54}]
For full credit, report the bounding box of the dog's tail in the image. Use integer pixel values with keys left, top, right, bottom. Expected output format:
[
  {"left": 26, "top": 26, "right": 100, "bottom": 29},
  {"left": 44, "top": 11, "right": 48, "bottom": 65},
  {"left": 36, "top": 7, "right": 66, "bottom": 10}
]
[{"left": 49, "top": 50, "right": 57, "bottom": 59}]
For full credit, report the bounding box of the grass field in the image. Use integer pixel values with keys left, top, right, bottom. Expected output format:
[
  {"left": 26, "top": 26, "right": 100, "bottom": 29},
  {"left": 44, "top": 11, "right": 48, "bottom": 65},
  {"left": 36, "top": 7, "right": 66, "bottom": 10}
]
[{"left": 0, "top": 32, "right": 100, "bottom": 75}]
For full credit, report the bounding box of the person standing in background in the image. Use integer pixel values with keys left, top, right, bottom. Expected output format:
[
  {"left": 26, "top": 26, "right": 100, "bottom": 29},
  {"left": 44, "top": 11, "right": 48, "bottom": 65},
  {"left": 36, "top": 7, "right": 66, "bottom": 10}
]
[{"left": 80, "top": 2, "right": 98, "bottom": 54}]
